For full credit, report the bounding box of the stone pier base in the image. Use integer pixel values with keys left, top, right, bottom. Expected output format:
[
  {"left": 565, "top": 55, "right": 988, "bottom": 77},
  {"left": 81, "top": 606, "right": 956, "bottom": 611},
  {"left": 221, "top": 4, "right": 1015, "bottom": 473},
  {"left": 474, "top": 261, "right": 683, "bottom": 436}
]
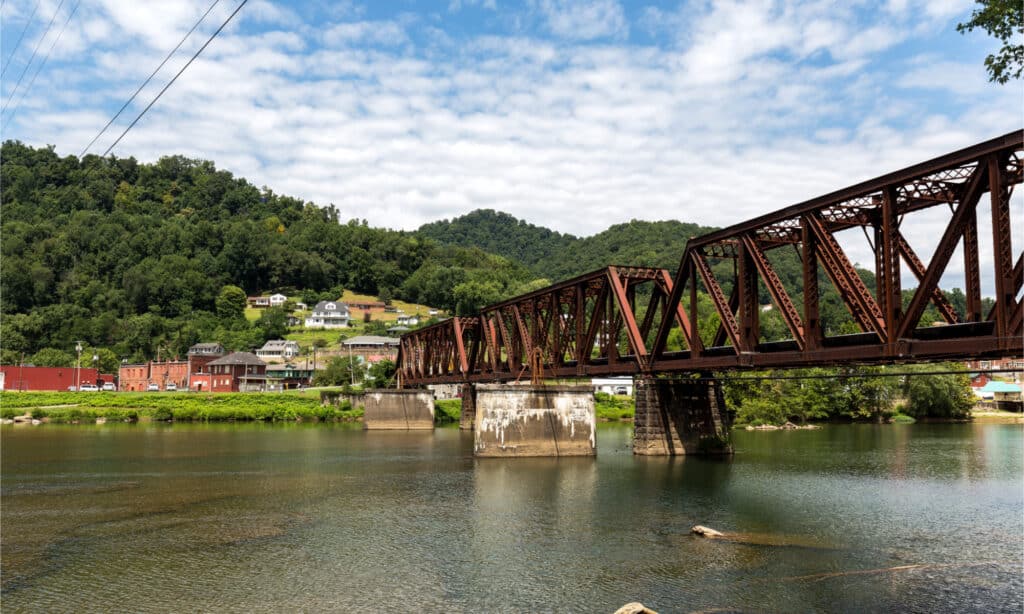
[
  {"left": 633, "top": 376, "right": 733, "bottom": 455},
  {"left": 362, "top": 389, "right": 434, "bottom": 430},
  {"left": 459, "top": 383, "right": 476, "bottom": 431},
  {"left": 474, "top": 385, "right": 595, "bottom": 457}
]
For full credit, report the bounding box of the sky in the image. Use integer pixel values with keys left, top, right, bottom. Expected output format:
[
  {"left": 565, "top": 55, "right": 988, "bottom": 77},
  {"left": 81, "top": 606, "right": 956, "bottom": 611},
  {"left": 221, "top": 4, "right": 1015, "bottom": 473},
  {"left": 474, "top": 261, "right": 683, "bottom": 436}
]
[{"left": 0, "top": 0, "right": 1021, "bottom": 287}]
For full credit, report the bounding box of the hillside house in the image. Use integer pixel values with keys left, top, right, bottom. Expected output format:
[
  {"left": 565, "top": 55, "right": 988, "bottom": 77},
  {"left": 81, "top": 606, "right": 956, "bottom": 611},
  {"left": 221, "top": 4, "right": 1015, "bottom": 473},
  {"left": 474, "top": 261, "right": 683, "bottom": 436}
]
[
  {"left": 256, "top": 339, "right": 301, "bottom": 360},
  {"left": 396, "top": 314, "right": 419, "bottom": 326},
  {"left": 305, "top": 301, "right": 350, "bottom": 329}
]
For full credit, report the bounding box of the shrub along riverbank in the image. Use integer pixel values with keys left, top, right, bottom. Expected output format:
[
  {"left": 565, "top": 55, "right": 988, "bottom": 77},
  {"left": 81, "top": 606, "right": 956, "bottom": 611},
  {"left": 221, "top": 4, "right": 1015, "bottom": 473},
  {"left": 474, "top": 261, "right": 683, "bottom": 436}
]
[{"left": 0, "top": 391, "right": 362, "bottom": 423}]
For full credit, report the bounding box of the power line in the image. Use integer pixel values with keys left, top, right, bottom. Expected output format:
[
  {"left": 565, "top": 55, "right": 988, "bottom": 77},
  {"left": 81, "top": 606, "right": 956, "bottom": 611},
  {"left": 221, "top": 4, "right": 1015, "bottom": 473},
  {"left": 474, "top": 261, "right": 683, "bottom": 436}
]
[
  {"left": 2, "top": 0, "right": 65, "bottom": 114},
  {"left": 2, "top": 0, "right": 81, "bottom": 131},
  {"left": 1, "top": 0, "right": 42, "bottom": 80},
  {"left": 80, "top": 0, "right": 222, "bottom": 157},
  {"left": 101, "top": 0, "right": 248, "bottom": 157}
]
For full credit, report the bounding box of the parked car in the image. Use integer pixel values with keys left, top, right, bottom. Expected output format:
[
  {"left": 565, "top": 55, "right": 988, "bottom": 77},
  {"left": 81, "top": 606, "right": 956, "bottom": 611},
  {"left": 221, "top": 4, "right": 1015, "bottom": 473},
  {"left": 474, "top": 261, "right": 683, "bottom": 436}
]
[
  {"left": 80, "top": 384, "right": 99, "bottom": 392},
  {"left": 165, "top": 383, "right": 177, "bottom": 392},
  {"left": 101, "top": 382, "right": 116, "bottom": 391},
  {"left": 147, "top": 383, "right": 160, "bottom": 392}
]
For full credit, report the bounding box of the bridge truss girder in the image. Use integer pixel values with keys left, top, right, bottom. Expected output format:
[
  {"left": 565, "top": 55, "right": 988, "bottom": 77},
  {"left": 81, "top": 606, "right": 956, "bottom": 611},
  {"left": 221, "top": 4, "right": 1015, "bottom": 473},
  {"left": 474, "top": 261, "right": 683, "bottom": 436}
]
[{"left": 398, "top": 131, "right": 1024, "bottom": 386}]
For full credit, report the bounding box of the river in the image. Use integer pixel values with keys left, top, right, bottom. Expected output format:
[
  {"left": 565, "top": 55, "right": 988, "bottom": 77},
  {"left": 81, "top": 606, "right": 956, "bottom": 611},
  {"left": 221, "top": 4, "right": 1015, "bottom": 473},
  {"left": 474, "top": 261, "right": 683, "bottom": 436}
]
[{"left": 1, "top": 422, "right": 1021, "bottom": 612}]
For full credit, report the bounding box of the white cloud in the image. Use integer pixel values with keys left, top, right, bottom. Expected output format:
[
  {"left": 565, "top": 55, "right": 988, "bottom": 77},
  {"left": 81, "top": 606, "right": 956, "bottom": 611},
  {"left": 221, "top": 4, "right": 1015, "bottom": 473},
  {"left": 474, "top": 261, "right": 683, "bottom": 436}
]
[
  {"left": 536, "top": 0, "right": 627, "bottom": 41},
  {"left": 1, "top": 0, "right": 1018, "bottom": 295}
]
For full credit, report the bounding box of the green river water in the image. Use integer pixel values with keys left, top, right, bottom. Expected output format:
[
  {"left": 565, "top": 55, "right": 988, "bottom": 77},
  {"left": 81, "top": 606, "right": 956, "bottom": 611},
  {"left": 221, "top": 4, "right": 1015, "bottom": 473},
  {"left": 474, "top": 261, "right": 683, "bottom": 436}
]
[{"left": 1, "top": 422, "right": 1021, "bottom": 612}]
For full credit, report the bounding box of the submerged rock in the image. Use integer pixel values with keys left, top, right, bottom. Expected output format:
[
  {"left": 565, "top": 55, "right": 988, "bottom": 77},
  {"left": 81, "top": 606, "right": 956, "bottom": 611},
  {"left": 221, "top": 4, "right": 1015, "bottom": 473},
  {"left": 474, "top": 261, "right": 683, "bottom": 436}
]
[
  {"left": 691, "top": 525, "right": 725, "bottom": 538},
  {"left": 614, "top": 603, "right": 658, "bottom": 614}
]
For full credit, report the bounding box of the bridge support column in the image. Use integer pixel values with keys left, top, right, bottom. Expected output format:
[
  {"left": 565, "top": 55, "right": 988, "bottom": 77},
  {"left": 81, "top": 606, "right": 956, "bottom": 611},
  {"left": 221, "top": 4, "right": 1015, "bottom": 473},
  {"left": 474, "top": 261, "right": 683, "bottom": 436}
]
[
  {"left": 633, "top": 376, "right": 732, "bottom": 456},
  {"left": 459, "top": 383, "right": 476, "bottom": 430},
  {"left": 362, "top": 389, "right": 434, "bottom": 430},
  {"left": 474, "top": 384, "right": 595, "bottom": 457}
]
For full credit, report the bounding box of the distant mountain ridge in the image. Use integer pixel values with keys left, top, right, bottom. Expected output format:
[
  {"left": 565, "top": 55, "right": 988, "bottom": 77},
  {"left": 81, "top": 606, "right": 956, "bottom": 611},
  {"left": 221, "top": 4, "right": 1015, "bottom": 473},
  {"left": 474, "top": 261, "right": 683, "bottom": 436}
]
[{"left": 416, "top": 209, "right": 716, "bottom": 282}]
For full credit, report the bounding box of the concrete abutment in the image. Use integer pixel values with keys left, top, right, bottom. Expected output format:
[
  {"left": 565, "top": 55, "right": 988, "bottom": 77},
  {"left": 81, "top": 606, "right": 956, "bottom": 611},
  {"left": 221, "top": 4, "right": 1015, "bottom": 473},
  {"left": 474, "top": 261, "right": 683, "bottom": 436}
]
[
  {"left": 362, "top": 389, "right": 435, "bottom": 430},
  {"left": 632, "top": 376, "right": 733, "bottom": 456},
  {"left": 474, "top": 384, "right": 595, "bottom": 457}
]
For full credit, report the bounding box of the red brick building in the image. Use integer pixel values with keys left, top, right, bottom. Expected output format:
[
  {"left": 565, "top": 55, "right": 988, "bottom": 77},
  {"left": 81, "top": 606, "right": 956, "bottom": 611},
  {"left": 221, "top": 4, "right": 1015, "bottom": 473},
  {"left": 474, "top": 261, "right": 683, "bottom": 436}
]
[
  {"left": 118, "top": 360, "right": 189, "bottom": 391},
  {"left": 198, "top": 352, "right": 267, "bottom": 392},
  {"left": 0, "top": 366, "right": 100, "bottom": 391}
]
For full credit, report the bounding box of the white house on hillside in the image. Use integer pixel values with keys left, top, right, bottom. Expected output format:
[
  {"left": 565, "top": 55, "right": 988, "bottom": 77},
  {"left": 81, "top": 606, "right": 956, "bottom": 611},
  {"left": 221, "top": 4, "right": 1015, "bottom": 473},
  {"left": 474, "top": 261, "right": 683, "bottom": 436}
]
[
  {"left": 269, "top": 293, "right": 288, "bottom": 306},
  {"left": 305, "top": 301, "right": 350, "bottom": 329},
  {"left": 256, "top": 339, "right": 301, "bottom": 360}
]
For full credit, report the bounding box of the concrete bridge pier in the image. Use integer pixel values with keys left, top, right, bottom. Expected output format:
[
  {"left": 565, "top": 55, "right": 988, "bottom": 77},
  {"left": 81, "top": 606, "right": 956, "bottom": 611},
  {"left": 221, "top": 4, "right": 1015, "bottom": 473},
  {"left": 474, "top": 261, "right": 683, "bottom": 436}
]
[
  {"left": 632, "top": 376, "right": 733, "bottom": 455},
  {"left": 474, "top": 384, "right": 595, "bottom": 457},
  {"left": 459, "top": 383, "right": 476, "bottom": 431},
  {"left": 362, "top": 389, "right": 435, "bottom": 429}
]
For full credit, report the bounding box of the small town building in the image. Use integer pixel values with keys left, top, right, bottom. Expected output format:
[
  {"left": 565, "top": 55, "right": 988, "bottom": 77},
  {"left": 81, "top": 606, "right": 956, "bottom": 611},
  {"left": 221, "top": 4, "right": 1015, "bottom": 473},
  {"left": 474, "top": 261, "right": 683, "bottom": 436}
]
[
  {"left": 396, "top": 314, "right": 419, "bottom": 326},
  {"left": 247, "top": 295, "right": 271, "bottom": 308},
  {"left": 119, "top": 359, "right": 189, "bottom": 391},
  {"left": 349, "top": 300, "right": 386, "bottom": 313},
  {"left": 341, "top": 335, "right": 400, "bottom": 362},
  {"left": 193, "top": 352, "right": 267, "bottom": 393},
  {"left": 255, "top": 339, "right": 301, "bottom": 360},
  {"left": 592, "top": 377, "right": 634, "bottom": 396},
  {"left": 305, "top": 301, "right": 350, "bottom": 329},
  {"left": 0, "top": 365, "right": 100, "bottom": 391},
  {"left": 269, "top": 293, "right": 288, "bottom": 307},
  {"left": 265, "top": 362, "right": 317, "bottom": 390},
  {"left": 977, "top": 381, "right": 1023, "bottom": 412}
]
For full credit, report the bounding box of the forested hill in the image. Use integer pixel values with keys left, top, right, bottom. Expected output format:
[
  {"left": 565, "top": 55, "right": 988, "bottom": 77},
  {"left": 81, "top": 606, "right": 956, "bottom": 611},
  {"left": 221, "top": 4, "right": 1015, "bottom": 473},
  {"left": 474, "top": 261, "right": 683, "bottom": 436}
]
[
  {"left": 417, "top": 210, "right": 715, "bottom": 279},
  {"left": 0, "top": 142, "right": 538, "bottom": 363},
  {"left": 417, "top": 209, "right": 574, "bottom": 271}
]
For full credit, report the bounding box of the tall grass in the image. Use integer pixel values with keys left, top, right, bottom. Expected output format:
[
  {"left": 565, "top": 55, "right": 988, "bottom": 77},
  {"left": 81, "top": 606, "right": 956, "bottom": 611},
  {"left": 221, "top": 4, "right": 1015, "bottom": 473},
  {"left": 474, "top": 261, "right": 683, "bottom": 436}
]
[{"left": 1, "top": 391, "right": 361, "bottom": 423}]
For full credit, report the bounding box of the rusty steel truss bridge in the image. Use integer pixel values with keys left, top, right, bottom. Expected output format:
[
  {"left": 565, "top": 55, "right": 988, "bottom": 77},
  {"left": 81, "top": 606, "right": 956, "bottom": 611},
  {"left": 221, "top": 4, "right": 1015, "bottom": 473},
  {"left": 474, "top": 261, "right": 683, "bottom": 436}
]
[{"left": 397, "top": 131, "right": 1024, "bottom": 386}]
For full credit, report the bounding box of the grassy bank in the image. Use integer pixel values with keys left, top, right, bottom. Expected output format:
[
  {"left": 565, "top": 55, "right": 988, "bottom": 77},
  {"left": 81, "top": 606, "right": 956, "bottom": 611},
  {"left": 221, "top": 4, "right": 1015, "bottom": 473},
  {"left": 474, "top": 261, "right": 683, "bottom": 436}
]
[
  {"left": 595, "top": 393, "right": 634, "bottom": 422},
  {"left": 0, "top": 391, "right": 362, "bottom": 423}
]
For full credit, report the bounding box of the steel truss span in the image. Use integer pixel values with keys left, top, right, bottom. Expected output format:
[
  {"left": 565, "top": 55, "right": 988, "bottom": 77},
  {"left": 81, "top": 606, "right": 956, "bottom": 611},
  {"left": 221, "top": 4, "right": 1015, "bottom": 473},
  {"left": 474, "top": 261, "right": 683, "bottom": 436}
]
[{"left": 398, "top": 131, "right": 1024, "bottom": 386}]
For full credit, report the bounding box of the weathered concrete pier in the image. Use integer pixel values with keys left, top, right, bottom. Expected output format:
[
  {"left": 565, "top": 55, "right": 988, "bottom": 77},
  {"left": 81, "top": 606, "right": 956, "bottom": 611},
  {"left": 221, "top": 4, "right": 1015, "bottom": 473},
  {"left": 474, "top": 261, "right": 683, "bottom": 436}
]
[
  {"left": 473, "top": 384, "right": 595, "bottom": 457},
  {"left": 459, "top": 383, "right": 476, "bottom": 431},
  {"left": 632, "top": 376, "right": 732, "bottom": 455},
  {"left": 362, "top": 389, "right": 435, "bottom": 430}
]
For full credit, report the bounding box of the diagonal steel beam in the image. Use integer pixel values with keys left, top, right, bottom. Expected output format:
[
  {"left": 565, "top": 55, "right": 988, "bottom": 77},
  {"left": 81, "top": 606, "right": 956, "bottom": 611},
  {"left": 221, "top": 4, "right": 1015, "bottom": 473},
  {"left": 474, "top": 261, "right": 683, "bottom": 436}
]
[
  {"left": 693, "top": 251, "right": 742, "bottom": 352},
  {"left": 898, "top": 158, "right": 989, "bottom": 339},
  {"left": 742, "top": 235, "right": 805, "bottom": 348},
  {"left": 895, "top": 233, "right": 960, "bottom": 325}
]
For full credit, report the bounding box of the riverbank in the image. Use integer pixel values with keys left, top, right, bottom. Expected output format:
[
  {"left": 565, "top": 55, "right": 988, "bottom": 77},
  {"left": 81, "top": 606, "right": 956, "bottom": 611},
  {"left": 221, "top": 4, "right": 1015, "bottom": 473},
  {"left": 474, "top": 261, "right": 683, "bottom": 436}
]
[{"left": 0, "top": 391, "right": 362, "bottom": 423}]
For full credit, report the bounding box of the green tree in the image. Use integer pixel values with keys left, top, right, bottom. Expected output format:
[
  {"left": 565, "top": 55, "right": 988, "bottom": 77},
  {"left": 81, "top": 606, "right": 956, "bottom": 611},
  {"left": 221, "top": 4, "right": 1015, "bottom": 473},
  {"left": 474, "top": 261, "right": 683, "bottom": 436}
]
[
  {"left": 958, "top": 0, "right": 1024, "bottom": 83},
  {"left": 313, "top": 356, "right": 362, "bottom": 386},
  {"left": 216, "top": 285, "right": 247, "bottom": 322},
  {"left": 29, "top": 348, "right": 75, "bottom": 367},
  {"left": 255, "top": 307, "right": 289, "bottom": 341},
  {"left": 366, "top": 359, "right": 396, "bottom": 388},
  {"left": 903, "top": 364, "right": 975, "bottom": 419}
]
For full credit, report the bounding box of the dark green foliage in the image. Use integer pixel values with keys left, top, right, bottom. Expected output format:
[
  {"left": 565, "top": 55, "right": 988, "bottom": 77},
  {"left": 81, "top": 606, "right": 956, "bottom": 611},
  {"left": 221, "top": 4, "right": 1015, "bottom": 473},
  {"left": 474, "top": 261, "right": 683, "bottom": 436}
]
[
  {"left": 366, "top": 359, "right": 396, "bottom": 388},
  {"left": 0, "top": 142, "right": 535, "bottom": 360},
  {"left": 255, "top": 307, "right": 289, "bottom": 341},
  {"left": 434, "top": 399, "right": 461, "bottom": 424},
  {"left": 594, "top": 392, "right": 634, "bottom": 421},
  {"left": 725, "top": 368, "right": 901, "bottom": 425},
  {"left": 902, "top": 364, "right": 975, "bottom": 419},
  {"left": 313, "top": 356, "right": 361, "bottom": 387},
  {"left": 216, "top": 285, "right": 247, "bottom": 321},
  {"left": 958, "top": 0, "right": 1024, "bottom": 83}
]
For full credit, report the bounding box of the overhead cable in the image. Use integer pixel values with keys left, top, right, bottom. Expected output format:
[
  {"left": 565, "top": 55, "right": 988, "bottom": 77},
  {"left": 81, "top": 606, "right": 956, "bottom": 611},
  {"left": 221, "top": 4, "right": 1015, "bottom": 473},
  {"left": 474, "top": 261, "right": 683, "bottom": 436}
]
[
  {"left": 2, "top": 0, "right": 65, "bottom": 114},
  {"left": 101, "top": 0, "right": 248, "bottom": 157},
  {"left": 1, "top": 0, "right": 42, "bottom": 80},
  {"left": 2, "top": 0, "right": 81, "bottom": 130},
  {"left": 80, "top": 0, "right": 222, "bottom": 157}
]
